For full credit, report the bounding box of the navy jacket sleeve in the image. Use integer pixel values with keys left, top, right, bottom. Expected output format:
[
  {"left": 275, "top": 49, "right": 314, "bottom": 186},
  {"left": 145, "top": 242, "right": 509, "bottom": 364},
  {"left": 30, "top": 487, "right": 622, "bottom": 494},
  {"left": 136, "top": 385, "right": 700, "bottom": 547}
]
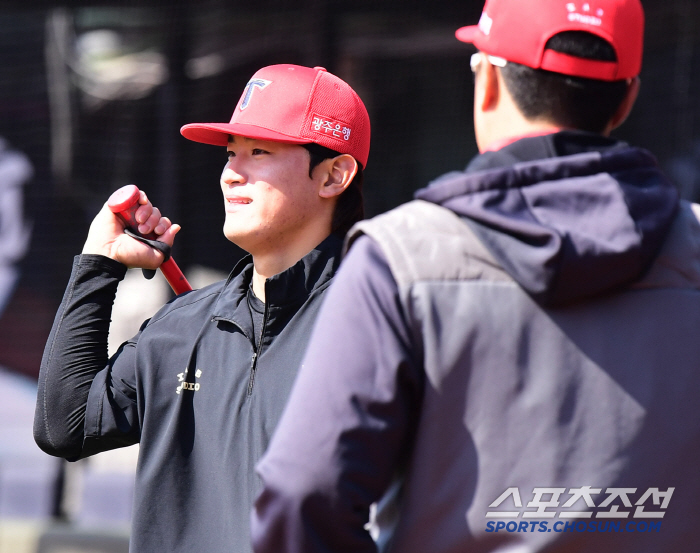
[
  {"left": 252, "top": 236, "right": 424, "bottom": 553},
  {"left": 33, "top": 254, "right": 141, "bottom": 460}
]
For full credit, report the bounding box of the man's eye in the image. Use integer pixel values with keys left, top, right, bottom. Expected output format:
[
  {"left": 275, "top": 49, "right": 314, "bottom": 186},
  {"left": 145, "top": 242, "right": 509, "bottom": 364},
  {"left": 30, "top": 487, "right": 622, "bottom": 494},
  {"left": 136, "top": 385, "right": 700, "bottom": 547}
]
[
  {"left": 251, "top": 148, "right": 269, "bottom": 155},
  {"left": 227, "top": 151, "right": 235, "bottom": 159}
]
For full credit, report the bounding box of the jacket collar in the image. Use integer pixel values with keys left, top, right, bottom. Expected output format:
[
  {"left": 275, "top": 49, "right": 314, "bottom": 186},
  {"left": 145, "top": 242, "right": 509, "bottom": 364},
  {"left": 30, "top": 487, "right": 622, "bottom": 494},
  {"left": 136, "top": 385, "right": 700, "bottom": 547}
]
[
  {"left": 465, "top": 130, "right": 626, "bottom": 173},
  {"left": 211, "top": 233, "right": 343, "bottom": 324}
]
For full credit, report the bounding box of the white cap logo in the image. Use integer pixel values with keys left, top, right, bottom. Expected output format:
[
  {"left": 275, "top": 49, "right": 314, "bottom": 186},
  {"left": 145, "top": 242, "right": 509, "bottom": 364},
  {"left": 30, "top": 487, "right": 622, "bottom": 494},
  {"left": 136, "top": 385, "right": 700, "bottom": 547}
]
[
  {"left": 478, "top": 12, "right": 493, "bottom": 36},
  {"left": 239, "top": 78, "right": 271, "bottom": 110},
  {"left": 566, "top": 2, "right": 603, "bottom": 26}
]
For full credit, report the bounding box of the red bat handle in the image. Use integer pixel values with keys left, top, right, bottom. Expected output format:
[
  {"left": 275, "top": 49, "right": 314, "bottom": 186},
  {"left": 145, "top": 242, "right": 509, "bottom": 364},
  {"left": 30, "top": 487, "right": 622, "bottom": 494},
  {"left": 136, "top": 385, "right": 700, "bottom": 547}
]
[{"left": 107, "top": 184, "right": 192, "bottom": 295}]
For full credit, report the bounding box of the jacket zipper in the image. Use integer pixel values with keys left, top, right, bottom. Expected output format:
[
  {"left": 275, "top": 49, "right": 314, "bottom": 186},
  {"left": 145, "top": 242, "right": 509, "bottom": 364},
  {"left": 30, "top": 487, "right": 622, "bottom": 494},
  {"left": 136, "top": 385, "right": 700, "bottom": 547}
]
[{"left": 247, "top": 295, "right": 269, "bottom": 396}]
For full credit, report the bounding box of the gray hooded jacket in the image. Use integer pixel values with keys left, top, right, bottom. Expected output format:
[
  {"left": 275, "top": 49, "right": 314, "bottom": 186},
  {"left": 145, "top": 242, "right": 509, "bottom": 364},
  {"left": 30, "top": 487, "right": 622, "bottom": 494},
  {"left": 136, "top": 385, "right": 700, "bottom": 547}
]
[{"left": 253, "top": 133, "right": 700, "bottom": 553}]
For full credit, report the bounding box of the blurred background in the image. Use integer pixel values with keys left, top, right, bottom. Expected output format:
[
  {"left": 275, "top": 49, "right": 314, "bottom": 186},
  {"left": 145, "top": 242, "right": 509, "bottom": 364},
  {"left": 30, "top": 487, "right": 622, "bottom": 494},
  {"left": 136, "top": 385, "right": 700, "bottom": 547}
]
[{"left": 0, "top": 0, "right": 699, "bottom": 551}]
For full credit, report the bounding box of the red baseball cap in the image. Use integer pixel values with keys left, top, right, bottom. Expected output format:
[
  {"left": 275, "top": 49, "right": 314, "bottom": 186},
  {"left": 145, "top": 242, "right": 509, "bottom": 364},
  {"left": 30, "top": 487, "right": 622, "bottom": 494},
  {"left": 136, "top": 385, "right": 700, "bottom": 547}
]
[
  {"left": 456, "top": 0, "right": 644, "bottom": 81},
  {"left": 181, "top": 64, "right": 371, "bottom": 167}
]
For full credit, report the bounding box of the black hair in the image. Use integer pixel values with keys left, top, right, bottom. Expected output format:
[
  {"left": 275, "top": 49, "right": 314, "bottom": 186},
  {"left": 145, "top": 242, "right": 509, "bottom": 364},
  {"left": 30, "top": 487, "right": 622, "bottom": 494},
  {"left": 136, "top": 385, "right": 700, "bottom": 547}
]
[
  {"left": 499, "top": 31, "right": 630, "bottom": 133},
  {"left": 302, "top": 142, "right": 365, "bottom": 237}
]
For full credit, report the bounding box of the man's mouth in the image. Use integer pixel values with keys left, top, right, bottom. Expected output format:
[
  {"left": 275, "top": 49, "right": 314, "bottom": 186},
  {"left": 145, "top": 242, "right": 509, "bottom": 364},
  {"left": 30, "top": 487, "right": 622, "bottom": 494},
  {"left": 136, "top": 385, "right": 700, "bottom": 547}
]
[{"left": 226, "top": 196, "right": 252, "bottom": 205}]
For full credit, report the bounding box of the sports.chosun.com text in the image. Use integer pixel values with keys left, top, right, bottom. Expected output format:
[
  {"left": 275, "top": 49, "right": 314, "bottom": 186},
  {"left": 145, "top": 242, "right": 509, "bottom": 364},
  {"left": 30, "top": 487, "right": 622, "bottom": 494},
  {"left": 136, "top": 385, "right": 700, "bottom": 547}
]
[{"left": 486, "top": 520, "right": 662, "bottom": 533}]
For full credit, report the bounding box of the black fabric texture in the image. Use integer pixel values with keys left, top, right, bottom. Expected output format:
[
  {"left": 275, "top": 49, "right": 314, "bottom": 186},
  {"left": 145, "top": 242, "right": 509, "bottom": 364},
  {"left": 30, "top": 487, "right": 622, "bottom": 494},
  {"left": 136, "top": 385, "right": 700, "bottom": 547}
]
[
  {"left": 247, "top": 284, "right": 266, "bottom": 351},
  {"left": 34, "top": 255, "right": 128, "bottom": 460}
]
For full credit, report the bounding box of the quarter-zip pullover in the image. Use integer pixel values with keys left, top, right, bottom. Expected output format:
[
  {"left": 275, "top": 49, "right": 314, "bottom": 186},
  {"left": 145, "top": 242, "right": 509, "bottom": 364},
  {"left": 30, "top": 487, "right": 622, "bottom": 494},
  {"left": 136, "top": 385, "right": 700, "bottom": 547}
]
[{"left": 34, "top": 234, "right": 343, "bottom": 553}]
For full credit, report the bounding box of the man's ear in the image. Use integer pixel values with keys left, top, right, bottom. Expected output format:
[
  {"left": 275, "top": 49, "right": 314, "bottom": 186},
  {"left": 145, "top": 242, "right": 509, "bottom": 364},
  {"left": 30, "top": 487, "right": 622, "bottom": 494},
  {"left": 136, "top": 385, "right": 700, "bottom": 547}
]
[
  {"left": 473, "top": 57, "right": 506, "bottom": 152},
  {"left": 605, "top": 76, "right": 640, "bottom": 134},
  {"left": 475, "top": 58, "right": 501, "bottom": 113},
  {"left": 318, "top": 154, "right": 358, "bottom": 199}
]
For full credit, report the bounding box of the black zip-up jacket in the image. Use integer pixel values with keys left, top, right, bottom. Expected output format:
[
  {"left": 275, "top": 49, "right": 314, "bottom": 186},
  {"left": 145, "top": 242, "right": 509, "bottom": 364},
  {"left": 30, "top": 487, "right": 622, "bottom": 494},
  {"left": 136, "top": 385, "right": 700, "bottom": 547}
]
[{"left": 34, "top": 234, "right": 343, "bottom": 553}]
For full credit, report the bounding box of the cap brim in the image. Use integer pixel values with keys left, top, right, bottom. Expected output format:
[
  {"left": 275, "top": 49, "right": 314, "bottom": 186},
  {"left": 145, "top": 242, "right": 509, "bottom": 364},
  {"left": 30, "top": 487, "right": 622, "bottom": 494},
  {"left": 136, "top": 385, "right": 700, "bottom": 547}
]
[
  {"left": 180, "top": 122, "right": 309, "bottom": 146},
  {"left": 455, "top": 25, "right": 480, "bottom": 44}
]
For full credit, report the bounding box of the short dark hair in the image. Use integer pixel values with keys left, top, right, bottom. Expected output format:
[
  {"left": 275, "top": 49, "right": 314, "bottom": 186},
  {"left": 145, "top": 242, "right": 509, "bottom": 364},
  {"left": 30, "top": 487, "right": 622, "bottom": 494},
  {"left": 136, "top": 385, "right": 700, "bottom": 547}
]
[
  {"left": 302, "top": 142, "right": 365, "bottom": 237},
  {"left": 499, "top": 31, "right": 630, "bottom": 133}
]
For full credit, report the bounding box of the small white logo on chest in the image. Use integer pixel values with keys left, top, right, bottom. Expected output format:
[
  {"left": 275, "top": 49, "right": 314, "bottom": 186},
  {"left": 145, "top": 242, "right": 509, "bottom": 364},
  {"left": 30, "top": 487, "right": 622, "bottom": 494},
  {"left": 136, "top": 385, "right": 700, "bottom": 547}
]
[{"left": 176, "top": 368, "right": 202, "bottom": 394}]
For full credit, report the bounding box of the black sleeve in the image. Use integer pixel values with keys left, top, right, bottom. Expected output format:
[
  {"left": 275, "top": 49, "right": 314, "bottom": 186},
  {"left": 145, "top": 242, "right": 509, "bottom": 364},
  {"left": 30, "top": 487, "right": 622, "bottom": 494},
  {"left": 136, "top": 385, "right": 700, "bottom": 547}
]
[
  {"left": 33, "top": 254, "right": 136, "bottom": 460},
  {"left": 252, "top": 236, "right": 424, "bottom": 553}
]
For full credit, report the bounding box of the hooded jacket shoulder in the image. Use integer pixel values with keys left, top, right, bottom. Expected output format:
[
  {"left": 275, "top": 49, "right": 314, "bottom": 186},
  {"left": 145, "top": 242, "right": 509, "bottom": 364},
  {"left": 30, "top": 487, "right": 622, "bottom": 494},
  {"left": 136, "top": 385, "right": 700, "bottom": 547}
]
[
  {"left": 347, "top": 200, "right": 511, "bottom": 291},
  {"left": 385, "top": 135, "right": 678, "bottom": 306},
  {"left": 350, "top": 136, "right": 679, "bottom": 306}
]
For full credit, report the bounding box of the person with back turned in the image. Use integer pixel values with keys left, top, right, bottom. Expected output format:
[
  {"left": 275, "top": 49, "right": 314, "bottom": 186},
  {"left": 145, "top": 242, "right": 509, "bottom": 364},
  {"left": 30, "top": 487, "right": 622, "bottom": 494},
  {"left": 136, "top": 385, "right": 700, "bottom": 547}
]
[{"left": 252, "top": 2, "right": 700, "bottom": 551}]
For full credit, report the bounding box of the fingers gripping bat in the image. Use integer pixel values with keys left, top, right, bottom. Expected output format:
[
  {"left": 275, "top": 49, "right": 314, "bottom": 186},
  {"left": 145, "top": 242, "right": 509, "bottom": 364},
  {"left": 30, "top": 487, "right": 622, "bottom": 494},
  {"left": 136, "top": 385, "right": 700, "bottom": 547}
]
[{"left": 107, "top": 184, "right": 192, "bottom": 295}]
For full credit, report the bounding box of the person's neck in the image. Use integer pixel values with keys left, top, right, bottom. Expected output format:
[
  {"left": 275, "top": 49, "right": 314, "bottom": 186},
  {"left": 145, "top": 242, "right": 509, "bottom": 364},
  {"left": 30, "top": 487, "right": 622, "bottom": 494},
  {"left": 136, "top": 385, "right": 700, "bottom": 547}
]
[
  {"left": 475, "top": 75, "right": 565, "bottom": 153},
  {"left": 250, "top": 230, "right": 331, "bottom": 303},
  {"left": 481, "top": 126, "right": 563, "bottom": 153}
]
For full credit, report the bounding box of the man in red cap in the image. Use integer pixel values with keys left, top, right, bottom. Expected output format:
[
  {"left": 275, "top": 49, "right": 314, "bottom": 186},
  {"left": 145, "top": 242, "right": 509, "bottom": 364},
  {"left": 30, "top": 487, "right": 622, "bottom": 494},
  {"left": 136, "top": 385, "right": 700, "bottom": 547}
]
[
  {"left": 252, "top": 1, "right": 700, "bottom": 552},
  {"left": 34, "top": 64, "right": 369, "bottom": 553}
]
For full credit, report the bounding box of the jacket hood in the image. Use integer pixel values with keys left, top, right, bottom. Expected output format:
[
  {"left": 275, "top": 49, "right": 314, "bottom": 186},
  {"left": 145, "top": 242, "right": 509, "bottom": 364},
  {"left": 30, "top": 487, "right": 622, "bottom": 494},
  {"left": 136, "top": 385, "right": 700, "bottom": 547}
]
[{"left": 415, "top": 132, "right": 679, "bottom": 306}]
